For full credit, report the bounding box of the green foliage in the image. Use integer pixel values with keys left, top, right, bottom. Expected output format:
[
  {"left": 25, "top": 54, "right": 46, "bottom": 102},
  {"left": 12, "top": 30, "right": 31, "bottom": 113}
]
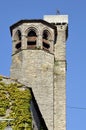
[
  {"left": 0, "top": 81, "right": 32, "bottom": 130},
  {"left": 0, "top": 122, "right": 7, "bottom": 129},
  {"left": 0, "top": 75, "right": 3, "bottom": 81}
]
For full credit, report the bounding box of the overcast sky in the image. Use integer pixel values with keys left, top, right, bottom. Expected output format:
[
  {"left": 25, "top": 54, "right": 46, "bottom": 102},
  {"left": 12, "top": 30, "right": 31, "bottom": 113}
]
[{"left": 0, "top": 0, "right": 86, "bottom": 130}]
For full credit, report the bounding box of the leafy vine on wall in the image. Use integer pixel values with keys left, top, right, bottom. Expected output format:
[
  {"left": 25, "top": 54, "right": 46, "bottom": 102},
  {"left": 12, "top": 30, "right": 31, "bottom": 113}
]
[{"left": 0, "top": 77, "right": 32, "bottom": 130}]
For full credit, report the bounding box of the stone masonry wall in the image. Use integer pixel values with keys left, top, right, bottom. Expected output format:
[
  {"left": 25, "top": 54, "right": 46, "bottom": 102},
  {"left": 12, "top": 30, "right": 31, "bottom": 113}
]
[
  {"left": 53, "top": 24, "right": 67, "bottom": 130},
  {"left": 54, "top": 61, "right": 66, "bottom": 130},
  {"left": 11, "top": 50, "right": 54, "bottom": 130},
  {"left": 10, "top": 51, "right": 22, "bottom": 80},
  {"left": 44, "top": 15, "right": 68, "bottom": 130}
]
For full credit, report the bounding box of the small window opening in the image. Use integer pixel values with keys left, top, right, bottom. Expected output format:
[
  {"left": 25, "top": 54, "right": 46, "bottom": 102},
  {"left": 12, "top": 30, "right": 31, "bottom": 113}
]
[
  {"left": 27, "top": 41, "right": 36, "bottom": 46},
  {"left": 15, "top": 30, "right": 22, "bottom": 52},
  {"left": 27, "top": 30, "right": 37, "bottom": 49},
  {"left": 17, "top": 30, "right": 21, "bottom": 40},
  {"left": 15, "top": 42, "right": 21, "bottom": 50},
  {"left": 28, "top": 30, "right": 37, "bottom": 37},
  {"left": 43, "top": 31, "right": 48, "bottom": 40},
  {"left": 43, "top": 30, "right": 50, "bottom": 51},
  {"left": 43, "top": 42, "right": 50, "bottom": 50}
]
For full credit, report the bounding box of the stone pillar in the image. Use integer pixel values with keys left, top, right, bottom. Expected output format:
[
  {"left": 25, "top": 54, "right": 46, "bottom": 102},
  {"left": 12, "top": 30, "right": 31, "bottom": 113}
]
[
  {"left": 22, "top": 33, "right": 27, "bottom": 50},
  {"left": 44, "top": 15, "right": 68, "bottom": 130}
]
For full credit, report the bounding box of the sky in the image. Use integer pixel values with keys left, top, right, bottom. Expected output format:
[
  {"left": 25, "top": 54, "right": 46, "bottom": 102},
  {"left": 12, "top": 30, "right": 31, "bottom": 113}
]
[{"left": 0, "top": 0, "right": 86, "bottom": 130}]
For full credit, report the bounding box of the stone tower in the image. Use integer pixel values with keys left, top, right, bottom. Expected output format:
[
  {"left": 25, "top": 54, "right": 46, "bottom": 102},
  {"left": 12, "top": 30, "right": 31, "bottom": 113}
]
[
  {"left": 44, "top": 15, "right": 68, "bottom": 130},
  {"left": 10, "top": 15, "right": 68, "bottom": 130}
]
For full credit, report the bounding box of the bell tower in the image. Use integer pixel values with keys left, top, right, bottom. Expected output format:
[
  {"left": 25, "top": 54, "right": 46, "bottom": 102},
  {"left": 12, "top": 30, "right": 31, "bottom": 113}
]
[
  {"left": 10, "top": 15, "right": 68, "bottom": 130},
  {"left": 10, "top": 19, "right": 57, "bottom": 130}
]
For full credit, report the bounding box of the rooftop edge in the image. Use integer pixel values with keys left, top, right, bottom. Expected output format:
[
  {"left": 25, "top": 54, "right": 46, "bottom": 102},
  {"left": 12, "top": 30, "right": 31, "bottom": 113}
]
[{"left": 44, "top": 15, "right": 68, "bottom": 24}]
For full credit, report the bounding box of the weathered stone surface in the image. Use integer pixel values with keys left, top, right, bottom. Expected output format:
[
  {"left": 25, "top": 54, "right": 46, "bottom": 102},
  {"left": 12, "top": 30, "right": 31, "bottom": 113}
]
[
  {"left": 10, "top": 16, "right": 68, "bottom": 130},
  {"left": 44, "top": 15, "right": 68, "bottom": 130},
  {"left": 44, "top": 15, "right": 68, "bottom": 24},
  {"left": 11, "top": 50, "right": 54, "bottom": 130}
]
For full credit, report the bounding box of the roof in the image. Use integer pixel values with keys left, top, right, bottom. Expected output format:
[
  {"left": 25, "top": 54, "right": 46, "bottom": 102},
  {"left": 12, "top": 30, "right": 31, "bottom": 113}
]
[
  {"left": 44, "top": 15, "right": 68, "bottom": 24},
  {"left": 10, "top": 19, "right": 57, "bottom": 44},
  {"left": 10, "top": 19, "right": 57, "bottom": 36}
]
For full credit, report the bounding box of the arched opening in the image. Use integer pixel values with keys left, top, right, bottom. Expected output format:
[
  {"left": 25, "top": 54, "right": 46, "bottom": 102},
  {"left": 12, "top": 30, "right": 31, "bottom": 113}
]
[
  {"left": 15, "top": 30, "right": 22, "bottom": 51},
  {"left": 42, "top": 30, "right": 50, "bottom": 51},
  {"left": 15, "top": 42, "right": 21, "bottom": 49},
  {"left": 27, "top": 30, "right": 37, "bottom": 49}
]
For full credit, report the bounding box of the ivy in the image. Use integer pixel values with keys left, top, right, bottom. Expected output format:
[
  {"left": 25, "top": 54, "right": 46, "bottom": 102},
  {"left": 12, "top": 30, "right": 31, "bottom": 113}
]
[
  {"left": 0, "top": 75, "right": 3, "bottom": 81},
  {"left": 0, "top": 80, "right": 32, "bottom": 130}
]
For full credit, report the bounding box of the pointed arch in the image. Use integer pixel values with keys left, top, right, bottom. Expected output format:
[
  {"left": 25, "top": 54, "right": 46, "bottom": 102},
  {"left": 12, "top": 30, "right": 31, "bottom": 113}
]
[
  {"left": 24, "top": 26, "right": 39, "bottom": 49},
  {"left": 42, "top": 30, "right": 51, "bottom": 51}
]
